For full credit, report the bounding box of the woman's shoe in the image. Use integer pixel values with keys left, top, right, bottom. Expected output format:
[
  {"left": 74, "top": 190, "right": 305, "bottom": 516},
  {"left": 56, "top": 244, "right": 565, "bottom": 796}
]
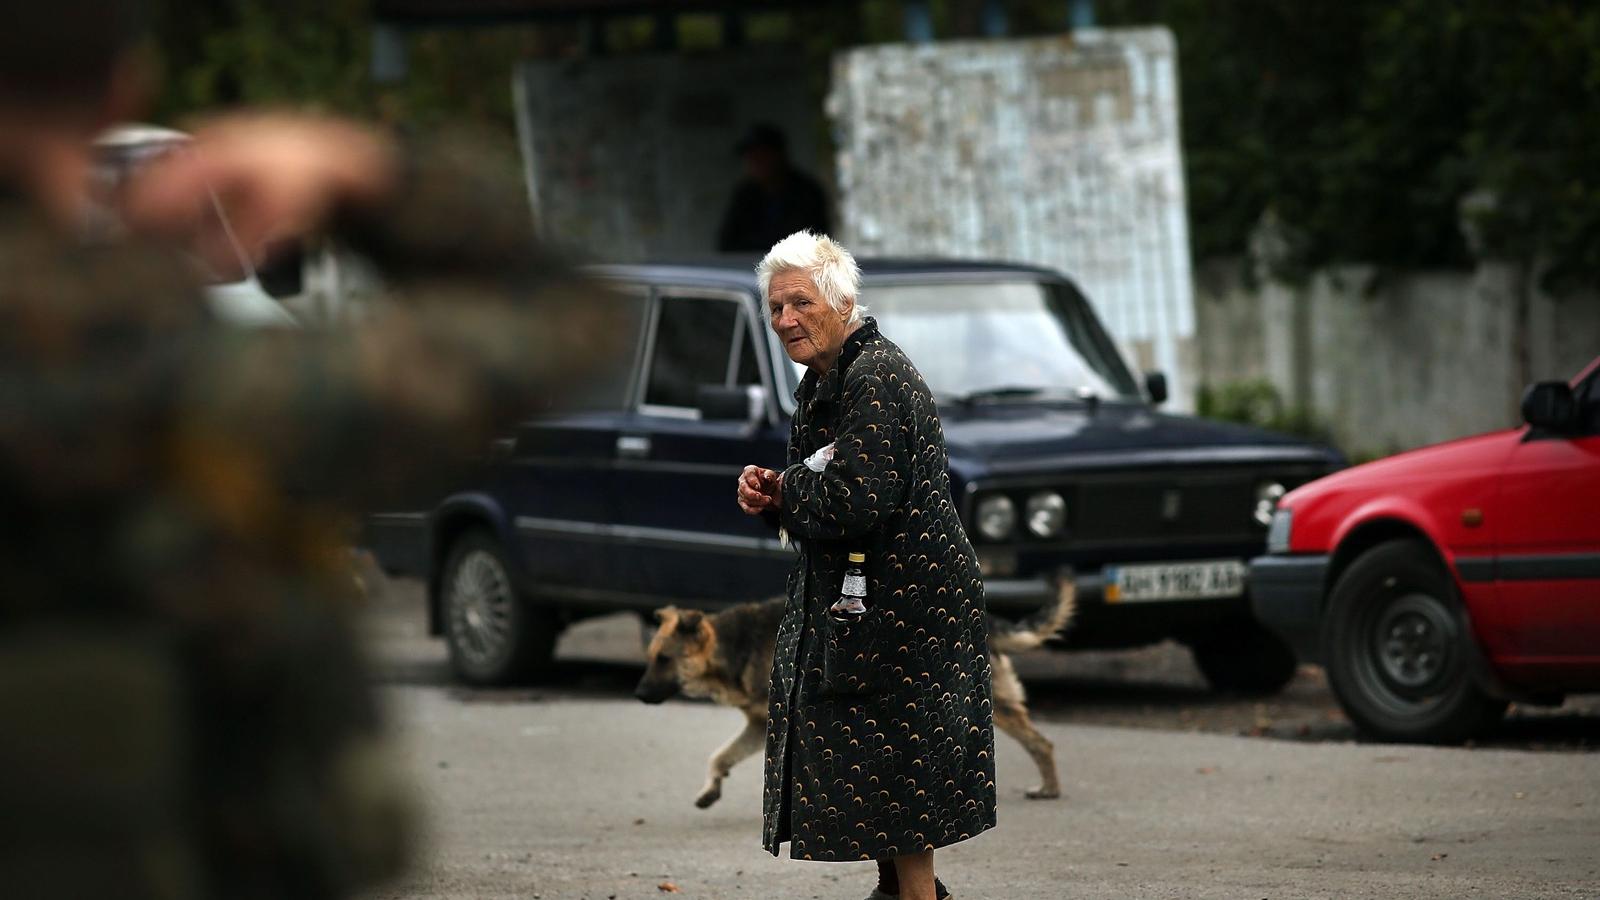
[{"left": 862, "top": 881, "right": 952, "bottom": 900}]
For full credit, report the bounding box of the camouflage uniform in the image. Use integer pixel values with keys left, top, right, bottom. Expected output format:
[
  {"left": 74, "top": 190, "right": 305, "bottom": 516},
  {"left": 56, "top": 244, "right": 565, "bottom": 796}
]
[{"left": 0, "top": 141, "right": 618, "bottom": 899}]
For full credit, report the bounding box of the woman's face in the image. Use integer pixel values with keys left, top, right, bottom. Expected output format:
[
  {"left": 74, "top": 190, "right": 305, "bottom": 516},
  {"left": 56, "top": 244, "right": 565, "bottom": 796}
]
[{"left": 767, "top": 268, "right": 853, "bottom": 372}]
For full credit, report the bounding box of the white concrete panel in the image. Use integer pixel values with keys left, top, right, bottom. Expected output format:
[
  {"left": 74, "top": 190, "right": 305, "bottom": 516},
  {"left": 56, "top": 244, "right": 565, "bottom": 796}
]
[{"left": 830, "top": 29, "right": 1197, "bottom": 409}]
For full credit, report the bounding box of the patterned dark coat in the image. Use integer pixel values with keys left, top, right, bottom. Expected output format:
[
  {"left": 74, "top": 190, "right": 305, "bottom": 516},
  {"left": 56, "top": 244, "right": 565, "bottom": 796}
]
[{"left": 761, "top": 317, "right": 997, "bottom": 861}]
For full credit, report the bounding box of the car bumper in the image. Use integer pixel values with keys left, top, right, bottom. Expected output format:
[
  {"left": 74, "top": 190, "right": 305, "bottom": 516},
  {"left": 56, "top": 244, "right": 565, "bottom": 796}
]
[
  {"left": 983, "top": 568, "right": 1257, "bottom": 650},
  {"left": 1248, "top": 554, "right": 1330, "bottom": 664},
  {"left": 984, "top": 572, "right": 1106, "bottom": 609}
]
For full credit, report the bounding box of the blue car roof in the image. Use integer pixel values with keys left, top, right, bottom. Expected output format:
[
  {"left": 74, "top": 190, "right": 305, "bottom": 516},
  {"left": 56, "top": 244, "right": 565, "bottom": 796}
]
[{"left": 584, "top": 256, "right": 1069, "bottom": 292}]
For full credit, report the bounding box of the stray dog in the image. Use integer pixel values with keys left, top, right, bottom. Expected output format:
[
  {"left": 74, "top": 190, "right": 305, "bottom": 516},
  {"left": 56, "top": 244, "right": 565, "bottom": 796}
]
[{"left": 634, "top": 582, "right": 1075, "bottom": 808}]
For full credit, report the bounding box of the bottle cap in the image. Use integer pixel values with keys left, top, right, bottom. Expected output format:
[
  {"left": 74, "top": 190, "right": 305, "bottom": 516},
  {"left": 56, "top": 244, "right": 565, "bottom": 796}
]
[{"left": 847, "top": 552, "right": 866, "bottom": 563}]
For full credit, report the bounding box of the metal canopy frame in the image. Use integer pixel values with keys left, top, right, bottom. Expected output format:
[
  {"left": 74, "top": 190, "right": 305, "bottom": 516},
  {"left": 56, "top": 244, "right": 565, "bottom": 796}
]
[{"left": 373, "top": 0, "right": 836, "bottom": 28}]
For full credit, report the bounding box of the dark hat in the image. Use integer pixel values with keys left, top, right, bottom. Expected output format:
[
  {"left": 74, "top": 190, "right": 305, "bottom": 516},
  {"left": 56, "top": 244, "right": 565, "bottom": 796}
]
[{"left": 734, "top": 123, "right": 788, "bottom": 156}]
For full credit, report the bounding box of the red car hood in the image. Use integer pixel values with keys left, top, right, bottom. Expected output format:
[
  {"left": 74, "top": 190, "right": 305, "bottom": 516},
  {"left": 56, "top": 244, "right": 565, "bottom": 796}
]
[{"left": 1282, "top": 428, "right": 1521, "bottom": 511}]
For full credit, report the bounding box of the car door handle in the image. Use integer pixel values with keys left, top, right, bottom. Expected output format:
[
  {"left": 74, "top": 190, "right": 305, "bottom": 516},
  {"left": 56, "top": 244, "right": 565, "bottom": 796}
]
[{"left": 616, "top": 435, "right": 651, "bottom": 458}]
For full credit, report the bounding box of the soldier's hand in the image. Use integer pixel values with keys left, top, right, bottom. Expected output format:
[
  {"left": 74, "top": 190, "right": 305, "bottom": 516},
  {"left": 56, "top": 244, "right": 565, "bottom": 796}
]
[{"left": 125, "top": 113, "right": 399, "bottom": 270}]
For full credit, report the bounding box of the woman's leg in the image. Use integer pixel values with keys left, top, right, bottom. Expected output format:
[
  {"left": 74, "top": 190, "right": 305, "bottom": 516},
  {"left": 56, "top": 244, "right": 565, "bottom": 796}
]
[{"left": 892, "top": 850, "right": 936, "bottom": 900}]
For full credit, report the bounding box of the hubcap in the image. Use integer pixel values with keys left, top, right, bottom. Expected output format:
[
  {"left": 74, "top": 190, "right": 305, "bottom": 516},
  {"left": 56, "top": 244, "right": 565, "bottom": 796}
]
[
  {"left": 1360, "top": 590, "right": 1458, "bottom": 705},
  {"left": 448, "top": 549, "right": 514, "bottom": 667},
  {"left": 1377, "top": 605, "right": 1447, "bottom": 689}
]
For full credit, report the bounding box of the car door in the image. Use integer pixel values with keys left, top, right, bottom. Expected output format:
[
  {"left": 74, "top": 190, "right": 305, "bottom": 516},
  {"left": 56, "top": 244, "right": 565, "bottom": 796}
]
[
  {"left": 496, "top": 281, "right": 649, "bottom": 601},
  {"left": 610, "top": 286, "right": 792, "bottom": 606},
  {"left": 1490, "top": 361, "right": 1600, "bottom": 665}
]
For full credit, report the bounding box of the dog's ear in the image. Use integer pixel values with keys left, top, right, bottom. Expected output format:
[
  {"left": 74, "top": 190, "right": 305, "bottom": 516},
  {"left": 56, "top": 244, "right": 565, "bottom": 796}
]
[
  {"left": 676, "top": 609, "right": 704, "bottom": 635},
  {"left": 653, "top": 606, "right": 675, "bottom": 625}
]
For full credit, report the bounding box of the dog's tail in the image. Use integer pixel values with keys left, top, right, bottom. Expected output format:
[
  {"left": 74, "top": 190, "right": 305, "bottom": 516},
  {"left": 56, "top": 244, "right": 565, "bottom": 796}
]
[{"left": 987, "top": 578, "right": 1076, "bottom": 654}]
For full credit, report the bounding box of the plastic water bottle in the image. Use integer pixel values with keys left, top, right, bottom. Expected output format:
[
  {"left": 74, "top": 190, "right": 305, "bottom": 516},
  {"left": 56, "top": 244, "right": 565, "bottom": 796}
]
[{"left": 829, "top": 552, "right": 869, "bottom": 622}]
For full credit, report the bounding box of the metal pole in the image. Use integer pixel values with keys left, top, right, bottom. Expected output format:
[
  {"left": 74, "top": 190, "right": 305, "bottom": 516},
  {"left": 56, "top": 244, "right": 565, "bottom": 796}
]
[
  {"left": 981, "top": 0, "right": 1009, "bottom": 37},
  {"left": 654, "top": 12, "right": 677, "bottom": 51},
  {"left": 371, "top": 24, "right": 408, "bottom": 85},
  {"left": 722, "top": 10, "right": 746, "bottom": 48},
  {"left": 1068, "top": 0, "right": 1095, "bottom": 29},
  {"left": 904, "top": 0, "right": 934, "bottom": 43}
]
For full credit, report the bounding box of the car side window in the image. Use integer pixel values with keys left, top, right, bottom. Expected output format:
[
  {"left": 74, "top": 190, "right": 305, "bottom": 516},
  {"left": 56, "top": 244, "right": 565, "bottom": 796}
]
[
  {"left": 642, "top": 295, "right": 740, "bottom": 410},
  {"left": 733, "top": 319, "right": 763, "bottom": 388}
]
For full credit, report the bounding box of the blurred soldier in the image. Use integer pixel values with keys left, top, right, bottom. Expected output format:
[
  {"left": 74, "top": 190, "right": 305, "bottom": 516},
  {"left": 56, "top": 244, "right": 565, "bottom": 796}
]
[
  {"left": 0, "top": 3, "right": 617, "bottom": 899},
  {"left": 716, "top": 123, "right": 831, "bottom": 254}
]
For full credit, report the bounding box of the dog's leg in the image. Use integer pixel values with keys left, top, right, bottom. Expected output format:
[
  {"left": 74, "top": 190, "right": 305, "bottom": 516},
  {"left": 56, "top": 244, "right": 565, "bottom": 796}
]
[
  {"left": 989, "top": 651, "right": 1061, "bottom": 800},
  {"left": 695, "top": 712, "right": 768, "bottom": 809},
  {"left": 994, "top": 699, "right": 1061, "bottom": 800}
]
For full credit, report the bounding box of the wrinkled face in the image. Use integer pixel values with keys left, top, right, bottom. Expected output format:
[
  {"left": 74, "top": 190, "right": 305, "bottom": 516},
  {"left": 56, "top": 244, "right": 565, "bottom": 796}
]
[
  {"left": 634, "top": 607, "right": 710, "bottom": 704},
  {"left": 767, "top": 268, "right": 853, "bottom": 373}
]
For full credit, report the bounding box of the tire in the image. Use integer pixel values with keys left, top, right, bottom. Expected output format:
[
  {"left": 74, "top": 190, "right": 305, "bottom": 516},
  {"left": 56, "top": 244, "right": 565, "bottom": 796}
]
[
  {"left": 1191, "top": 622, "right": 1299, "bottom": 696},
  {"left": 1322, "top": 539, "right": 1507, "bottom": 743},
  {"left": 439, "top": 531, "right": 559, "bottom": 685}
]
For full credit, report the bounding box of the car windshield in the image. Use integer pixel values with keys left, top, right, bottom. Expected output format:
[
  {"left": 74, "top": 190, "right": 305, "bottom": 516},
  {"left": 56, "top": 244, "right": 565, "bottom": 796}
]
[{"left": 828, "top": 280, "right": 1142, "bottom": 403}]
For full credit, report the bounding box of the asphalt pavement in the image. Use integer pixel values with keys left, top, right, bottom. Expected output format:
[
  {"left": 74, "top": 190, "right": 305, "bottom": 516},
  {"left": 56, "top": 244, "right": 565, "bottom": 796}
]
[{"left": 360, "top": 577, "right": 1600, "bottom": 899}]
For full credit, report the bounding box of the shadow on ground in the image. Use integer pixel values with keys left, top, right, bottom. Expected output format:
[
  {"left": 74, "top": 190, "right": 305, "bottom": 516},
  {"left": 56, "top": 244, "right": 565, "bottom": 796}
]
[{"left": 364, "top": 577, "right": 1600, "bottom": 752}]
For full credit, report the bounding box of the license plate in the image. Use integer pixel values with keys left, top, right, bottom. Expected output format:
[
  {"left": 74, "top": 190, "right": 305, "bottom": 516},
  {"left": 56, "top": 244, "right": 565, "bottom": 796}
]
[{"left": 1103, "top": 559, "right": 1247, "bottom": 603}]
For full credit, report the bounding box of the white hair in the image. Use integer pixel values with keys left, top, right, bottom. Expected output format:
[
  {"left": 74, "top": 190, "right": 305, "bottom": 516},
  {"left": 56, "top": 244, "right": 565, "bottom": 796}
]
[{"left": 756, "top": 231, "right": 866, "bottom": 323}]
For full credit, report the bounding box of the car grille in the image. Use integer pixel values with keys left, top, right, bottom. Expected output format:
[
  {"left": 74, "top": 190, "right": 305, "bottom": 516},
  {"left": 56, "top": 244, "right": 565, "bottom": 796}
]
[
  {"left": 1073, "top": 475, "right": 1258, "bottom": 543},
  {"left": 973, "top": 467, "right": 1324, "bottom": 548}
]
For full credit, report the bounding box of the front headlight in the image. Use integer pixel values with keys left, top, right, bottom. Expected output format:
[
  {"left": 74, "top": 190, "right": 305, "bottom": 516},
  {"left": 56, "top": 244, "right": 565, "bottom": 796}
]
[
  {"left": 1025, "top": 491, "right": 1067, "bottom": 538},
  {"left": 1254, "top": 481, "right": 1287, "bottom": 527},
  {"left": 1266, "top": 508, "right": 1293, "bottom": 554},
  {"left": 975, "top": 495, "right": 1017, "bottom": 541}
]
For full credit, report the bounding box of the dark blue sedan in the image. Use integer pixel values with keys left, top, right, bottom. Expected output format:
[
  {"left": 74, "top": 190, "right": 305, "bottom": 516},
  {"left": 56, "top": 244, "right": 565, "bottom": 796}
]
[{"left": 364, "top": 258, "right": 1341, "bottom": 690}]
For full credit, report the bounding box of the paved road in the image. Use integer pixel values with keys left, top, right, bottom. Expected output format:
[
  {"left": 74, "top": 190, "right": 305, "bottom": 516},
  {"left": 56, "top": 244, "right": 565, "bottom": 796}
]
[
  {"left": 360, "top": 578, "right": 1600, "bottom": 899},
  {"left": 370, "top": 688, "right": 1600, "bottom": 900}
]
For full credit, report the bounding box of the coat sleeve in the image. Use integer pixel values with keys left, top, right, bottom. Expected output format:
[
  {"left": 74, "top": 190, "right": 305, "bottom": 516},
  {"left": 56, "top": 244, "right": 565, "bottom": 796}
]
[{"left": 778, "top": 371, "right": 908, "bottom": 541}]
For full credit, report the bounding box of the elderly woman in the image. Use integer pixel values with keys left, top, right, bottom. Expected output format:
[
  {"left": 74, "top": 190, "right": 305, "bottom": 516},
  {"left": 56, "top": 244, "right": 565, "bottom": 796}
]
[{"left": 737, "top": 232, "right": 995, "bottom": 900}]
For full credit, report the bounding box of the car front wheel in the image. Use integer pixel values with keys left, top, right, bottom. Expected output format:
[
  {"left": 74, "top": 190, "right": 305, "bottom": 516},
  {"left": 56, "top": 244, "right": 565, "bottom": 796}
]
[
  {"left": 1322, "top": 539, "right": 1507, "bottom": 743},
  {"left": 440, "top": 531, "right": 559, "bottom": 685}
]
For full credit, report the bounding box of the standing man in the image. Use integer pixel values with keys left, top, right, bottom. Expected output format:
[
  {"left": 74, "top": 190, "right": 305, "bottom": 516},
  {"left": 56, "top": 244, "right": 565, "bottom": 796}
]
[
  {"left": 716, "top": 123, "right": 831, "bottom": 253},
  {"left": 0, "top": 3, "right": 617, "bottom": 898}
]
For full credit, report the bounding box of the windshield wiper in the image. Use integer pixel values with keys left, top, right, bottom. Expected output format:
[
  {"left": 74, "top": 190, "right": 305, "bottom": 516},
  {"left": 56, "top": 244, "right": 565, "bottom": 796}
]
[{"left": 951, "top": 386, "right": 1051, "bottom": 405}]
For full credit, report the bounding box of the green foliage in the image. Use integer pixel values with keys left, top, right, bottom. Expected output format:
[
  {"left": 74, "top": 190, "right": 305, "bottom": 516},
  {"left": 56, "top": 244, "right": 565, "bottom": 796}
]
[
  {"left": 1197, "top": 379, "right": 1331, "bottom": 445},
  {"left": 1097, "top": 0, "right": 1600, "bottom": 287},
  {"left": 147, "top": 0, "right": 548, "bottom": 138}
]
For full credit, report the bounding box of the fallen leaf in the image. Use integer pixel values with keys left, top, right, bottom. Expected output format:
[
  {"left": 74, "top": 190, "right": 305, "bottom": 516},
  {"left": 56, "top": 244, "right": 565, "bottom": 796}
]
[
  {"left": 658, "top": 882, "right": 680, "bottom": 893},
  {"left": 1196, "top": 766, "right": 1218, "bottom": 775},
  {"left": 1430, "top": 853, "right": 1448, "bottom": 861},
  {"left": 634, "top": 818, "right": 647, "bottom": 825},
  {"left": 1513, "top": 792, "right": 1526, "bottom": 800}
]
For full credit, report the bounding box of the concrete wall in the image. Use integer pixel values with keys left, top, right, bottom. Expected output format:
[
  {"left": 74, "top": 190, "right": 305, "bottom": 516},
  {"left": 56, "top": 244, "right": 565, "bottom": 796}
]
[
  {"left": 829, "top": 28, "right": 1198, "bottom": 409},
  {"left": 514, "top": 52, "right": 823, "bottom": 260},
  {"left": 1194, "top": 260, "right": 1600, "bottom": 456}
]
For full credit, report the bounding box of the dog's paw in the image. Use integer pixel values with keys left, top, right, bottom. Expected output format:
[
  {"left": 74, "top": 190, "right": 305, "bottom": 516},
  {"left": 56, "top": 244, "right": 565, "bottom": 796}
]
[
  {"left": 1025, "top": 786, "right": 1062, "bottom": 800},
  {"left": 694, "top": 788, "right": 722, "bottom": 809}
]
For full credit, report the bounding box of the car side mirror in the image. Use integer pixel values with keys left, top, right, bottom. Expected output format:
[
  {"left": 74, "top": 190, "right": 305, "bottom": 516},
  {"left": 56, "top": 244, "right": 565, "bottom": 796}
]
[
  {"left": 1144, "top": 371, "right": 1169, "bottom": 406},
  {"left": 1521, "top": 381, "right": 1576, "bottom": 432},
  {"left": 697, "top": 384, "right": 766, "bottom": 425}
]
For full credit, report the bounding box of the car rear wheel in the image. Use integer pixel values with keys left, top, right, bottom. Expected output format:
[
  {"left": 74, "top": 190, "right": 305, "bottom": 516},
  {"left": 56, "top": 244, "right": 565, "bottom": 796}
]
[
  {"left": 1322, "top": 539, "right": 1507, "bottom": 743},
  {"left": 1190, "top": 622, "right": 1299, "bottom": 695},
  {"left": 441, "top": 531, "right": 559, "bottom": 685}
]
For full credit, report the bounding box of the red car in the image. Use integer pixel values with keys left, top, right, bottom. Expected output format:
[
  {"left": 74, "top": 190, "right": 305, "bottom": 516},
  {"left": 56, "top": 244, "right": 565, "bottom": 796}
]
[{"left": 1250, "top": 356, "right": 1600, "bottom": 742}]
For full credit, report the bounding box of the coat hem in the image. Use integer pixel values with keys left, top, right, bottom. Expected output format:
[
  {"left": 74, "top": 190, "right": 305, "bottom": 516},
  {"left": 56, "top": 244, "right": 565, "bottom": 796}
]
[{"left": 770, "top": 817, "right": 999, "bottom": 863}]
